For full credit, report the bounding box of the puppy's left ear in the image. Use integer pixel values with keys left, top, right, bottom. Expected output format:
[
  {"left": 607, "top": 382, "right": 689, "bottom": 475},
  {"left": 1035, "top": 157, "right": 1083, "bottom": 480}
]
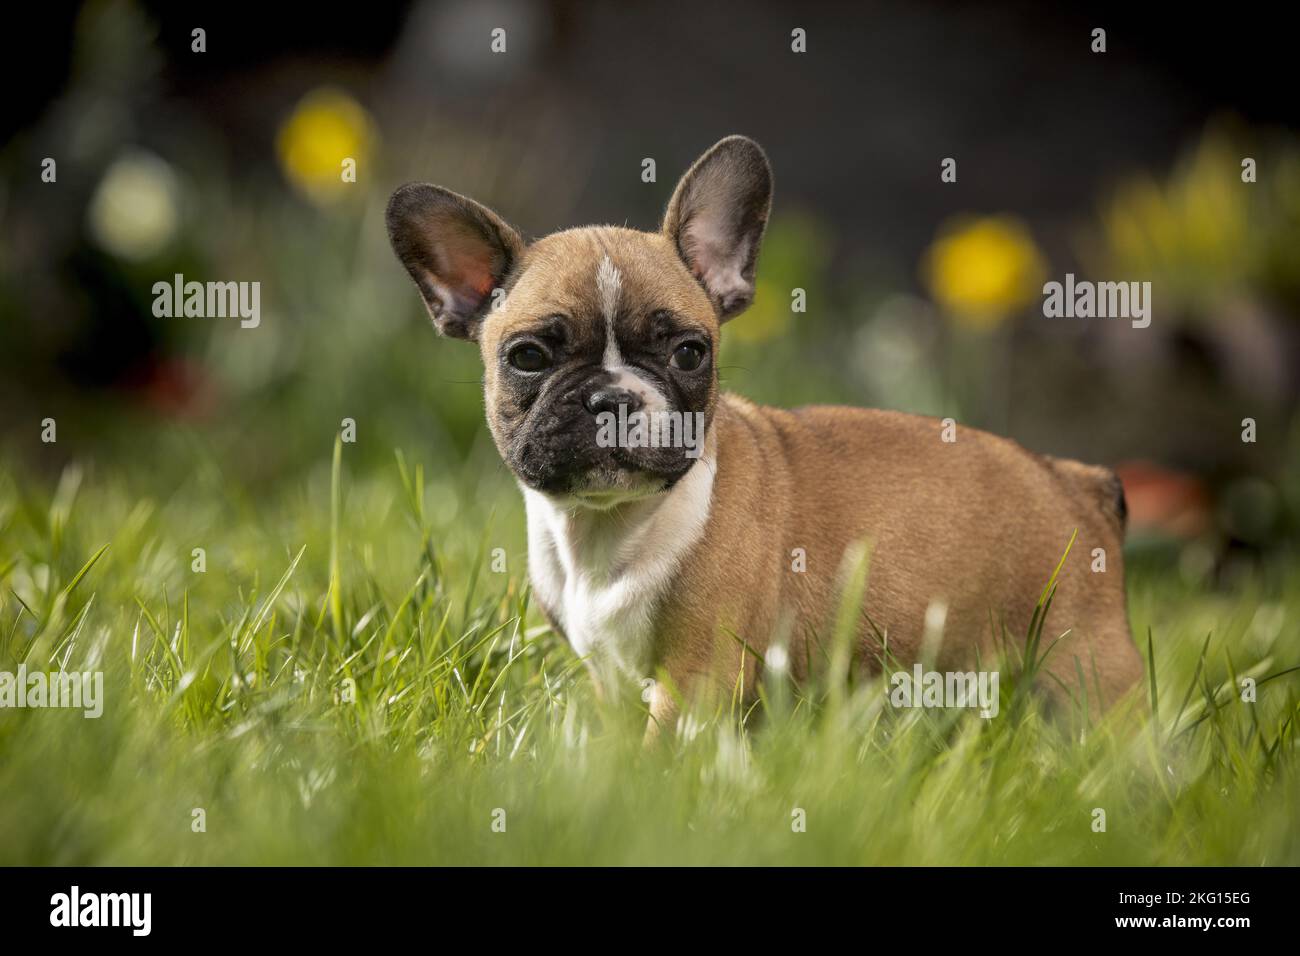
[
  {"left": 662, "top": 135, "right": 773, "bottom": 321},
  {"left": 386, "top": 183, "right": 524, "bottom": 341}
]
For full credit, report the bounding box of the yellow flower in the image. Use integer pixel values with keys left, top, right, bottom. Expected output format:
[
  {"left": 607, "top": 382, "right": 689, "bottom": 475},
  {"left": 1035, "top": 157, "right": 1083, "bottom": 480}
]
[
  {"left": 276, "top": 88, "right": 375, "bottom": 204},
  {"left": 923, "top": 216, "right": 1046, "bottom": 329},
  {"left": 1092, "top": 129, "right": 1255, "bottom": 305}
]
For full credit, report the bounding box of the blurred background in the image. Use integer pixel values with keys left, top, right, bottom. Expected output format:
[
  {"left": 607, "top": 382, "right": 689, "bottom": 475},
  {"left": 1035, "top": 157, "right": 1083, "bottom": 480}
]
[{"left": 2, "top": 0, "right": 1299, "bottom": 585}]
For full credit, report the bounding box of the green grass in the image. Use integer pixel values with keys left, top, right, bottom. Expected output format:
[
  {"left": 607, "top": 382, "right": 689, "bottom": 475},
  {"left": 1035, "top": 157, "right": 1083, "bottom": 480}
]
[{"left": 1, "top": 441, "right": 1298, "bottom": 866}]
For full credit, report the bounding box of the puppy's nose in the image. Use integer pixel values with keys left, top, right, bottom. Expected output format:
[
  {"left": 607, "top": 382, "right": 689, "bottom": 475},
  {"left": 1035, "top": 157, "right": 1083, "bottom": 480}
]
[{"left": 584, "top": 384, "right": 644, "bottom": 416}]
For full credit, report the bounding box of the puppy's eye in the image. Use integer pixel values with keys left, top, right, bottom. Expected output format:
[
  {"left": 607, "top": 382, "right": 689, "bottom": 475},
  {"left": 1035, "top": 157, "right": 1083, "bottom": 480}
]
[
  {"left": 669, "top": 342, "right": 706, "bottom": 371},
  {"left": 507, "top": 343, "right": 551, "bottom": 373}
]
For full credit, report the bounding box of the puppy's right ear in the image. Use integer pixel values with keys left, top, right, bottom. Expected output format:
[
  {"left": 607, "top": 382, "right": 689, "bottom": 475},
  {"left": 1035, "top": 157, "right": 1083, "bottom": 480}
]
[
  {"left": 662, "top": 136, "right": 773, "bottom": 321},
  {"left": 385, "top": 184, "right": 524, "bottom": 341}
]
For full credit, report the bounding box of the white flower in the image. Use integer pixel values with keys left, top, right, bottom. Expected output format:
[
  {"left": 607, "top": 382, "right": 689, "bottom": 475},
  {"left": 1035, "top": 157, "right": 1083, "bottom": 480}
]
[{"left": 87, "top": 149, "right": 181, "bottom": 261}]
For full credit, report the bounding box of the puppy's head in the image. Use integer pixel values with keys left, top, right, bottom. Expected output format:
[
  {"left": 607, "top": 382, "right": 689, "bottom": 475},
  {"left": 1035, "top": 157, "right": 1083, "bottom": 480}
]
[{"left": 386, "top": 136, "right": 772, "bottom": 505}]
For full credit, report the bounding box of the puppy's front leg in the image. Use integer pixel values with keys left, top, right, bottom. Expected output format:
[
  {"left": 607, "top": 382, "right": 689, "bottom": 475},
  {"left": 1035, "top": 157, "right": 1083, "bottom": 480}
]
[
  {"left": 643, "top": 683, "right": 680, "bottom": 746},
  {"left": 642, "top": 628, "right": 754, "bottom": 744},
  {"left": 642, "top": 659, "right": 702, "bottom": 745}
]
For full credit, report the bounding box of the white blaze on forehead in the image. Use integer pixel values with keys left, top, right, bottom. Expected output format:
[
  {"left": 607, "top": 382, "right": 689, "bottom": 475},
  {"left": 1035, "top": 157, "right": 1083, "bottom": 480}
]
[
  {"left": 594, "top": 252, "right": 667, "bottom": 411},
  {"left": 596, "top": 254, "right": 623, "bottom": 366},
  {"left": 596, "top": 254, "right": 622, "bottom": 322}
]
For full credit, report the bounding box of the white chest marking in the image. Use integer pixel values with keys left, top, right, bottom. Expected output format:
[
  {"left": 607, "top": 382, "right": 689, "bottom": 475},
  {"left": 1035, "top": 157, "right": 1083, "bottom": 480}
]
[{"left": 523, "top": 439, "right": 715, "bottom": 686}]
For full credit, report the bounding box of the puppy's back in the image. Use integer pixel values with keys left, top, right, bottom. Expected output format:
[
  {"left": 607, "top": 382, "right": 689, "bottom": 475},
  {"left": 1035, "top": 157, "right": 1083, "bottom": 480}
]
[{"left": 705, "top": 394, "right": 1142, "bottom": 705}]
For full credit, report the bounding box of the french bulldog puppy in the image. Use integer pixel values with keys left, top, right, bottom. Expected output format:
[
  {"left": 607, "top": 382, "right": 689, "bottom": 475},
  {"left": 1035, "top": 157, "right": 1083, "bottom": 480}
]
[{"left": 386, "top": 136, "right": 1144, "bottom": 733}]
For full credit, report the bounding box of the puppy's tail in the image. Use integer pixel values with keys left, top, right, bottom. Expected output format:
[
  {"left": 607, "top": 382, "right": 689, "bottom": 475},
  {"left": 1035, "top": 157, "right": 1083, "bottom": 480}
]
[
  {"left": 1049, "top": 458, "right": 1128, "bottom": 540},
  {"left": 1108, "top": 470, "right": 1129, "bottom": 536}
]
